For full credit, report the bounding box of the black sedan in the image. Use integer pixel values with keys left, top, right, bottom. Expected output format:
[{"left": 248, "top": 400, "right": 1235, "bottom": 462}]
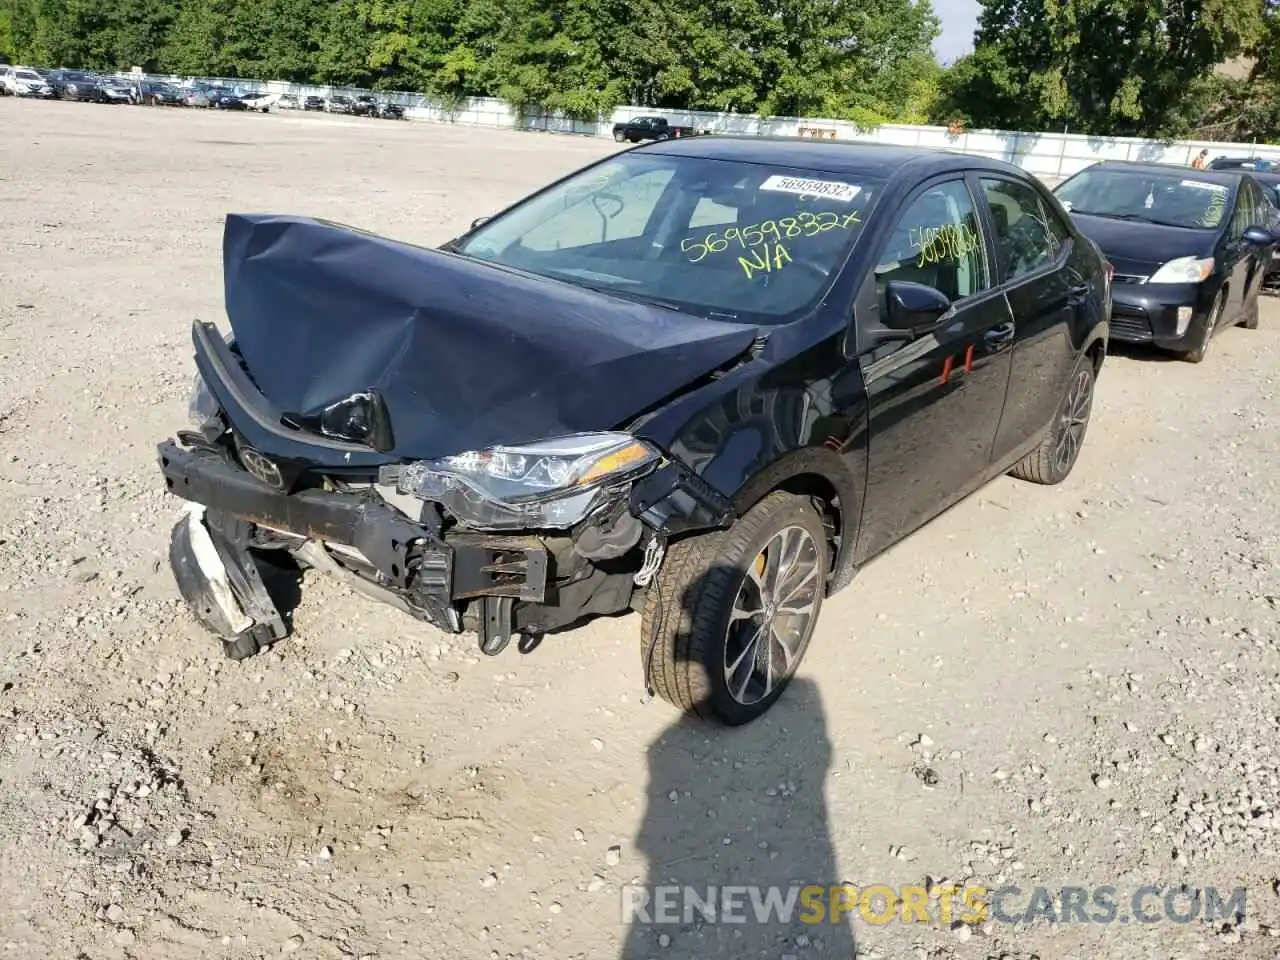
[
  {"left": 50, "top": 69, "right": 105, "bottom": 102},
  {"left": 208, "top": 87, "right": 247, "bottom": 110},
  {"left": 140, "top": 80, "right": 185, "bottom": 106},
  {"left": 1054, "top": 160, "right": 1275, "bottom": 362},
  {"left": 156, "top": 139, "right": 1109, "bottom": 725},
  {"left": 379, "top": 101, "right": 405, "bottom": 119},
  {"left": 302, "top": 95, "right": 325, "bottom": 112}
]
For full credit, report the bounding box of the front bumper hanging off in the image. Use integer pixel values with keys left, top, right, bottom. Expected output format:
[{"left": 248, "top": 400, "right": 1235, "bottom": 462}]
[{"left": 158, "top": 440, "right": 551, "bottom": 653}]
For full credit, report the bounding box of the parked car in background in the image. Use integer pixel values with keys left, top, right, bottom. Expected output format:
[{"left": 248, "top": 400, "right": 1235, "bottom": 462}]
[
  {"left": 326, "top": 95, "right": 355, "bottom": 114},
  {"left": 3, "top": 66, "right": 54, "bottom": 97},
  {"left": 0, "top": 66, "right": 11, "bottom": 94},
  {"left": 240, "top": 92, "right": 276, "bottom": 112},
  {"left": 207, "top": 87, "right": 247, "bottom": 110},
  {"left": 1055, "top": 160, "right": 1275, "bottom": 362},
  {"left": 1208, "top": 156, "right": 1278, "bottom": 174},
  {"left": 50, "top": 69, "right": 106, "bottom": 102},
  {"left": 379, "top": 100, "right": 405, "bottom": 120},
  {"left": 157, "top": 140, "right": 1109, "bottom": 725},
  {"left": 139, "top": 80, "right": 185, "bottom": 106},
  {"left": 100, "top": 76, "right": 135, "bottom": 104},
  {"left": 351, "top": 94, "right": 379, "bottom": 116},
  {"left": 612, "top": 115, "right": 705, "bottom": 143},
  {"left": 183, "top": 83, "right": 212, "bottom": 108},
  {"left": 276, "top": 94, "right": 300, "bottom": 110},
  {"left": 303, "top": 95, "right": 325, "bottom": 112}
]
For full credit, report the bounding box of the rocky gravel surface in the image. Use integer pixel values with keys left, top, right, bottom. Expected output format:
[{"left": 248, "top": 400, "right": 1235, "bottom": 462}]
[{"left": 1, "top": 100, "right": 1278, "bottom": 959}]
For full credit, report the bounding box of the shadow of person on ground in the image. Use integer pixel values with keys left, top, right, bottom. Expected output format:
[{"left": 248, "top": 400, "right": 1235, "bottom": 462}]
[{"left": 619, "top": 560, "right": 855, "bottom": 958}]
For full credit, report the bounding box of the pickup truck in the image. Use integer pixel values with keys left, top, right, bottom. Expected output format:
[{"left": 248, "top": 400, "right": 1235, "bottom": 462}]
[{"left": 612, "top": 115, "right": 704, "bottom": 143}]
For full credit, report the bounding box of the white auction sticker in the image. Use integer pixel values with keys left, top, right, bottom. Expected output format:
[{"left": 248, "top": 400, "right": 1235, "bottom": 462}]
[
  {"left": 759, "top": 175, "right": 861, "bottom": 203},
  {"left": 1180, "top": 179, "right": 1226, "bottom": 192}
]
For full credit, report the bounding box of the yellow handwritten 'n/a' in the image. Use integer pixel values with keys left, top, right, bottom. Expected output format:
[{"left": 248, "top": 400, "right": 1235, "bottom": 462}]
[{"left": 739, "top": 242, "right": 792, "bottom": 279}]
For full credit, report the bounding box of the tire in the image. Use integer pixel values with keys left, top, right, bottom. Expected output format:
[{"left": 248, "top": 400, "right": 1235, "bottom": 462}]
[
  {"left": 639, "top": 491, "right": 829, "bottom": 725},
  {"left": 1009, "top": 352, "right": 1096, "bottom": 485},
  {"left": 1178, "top": 288, "right": 1225, "bottom": 363}
]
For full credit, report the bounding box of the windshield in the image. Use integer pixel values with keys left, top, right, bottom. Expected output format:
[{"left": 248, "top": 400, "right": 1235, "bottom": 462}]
[
  {"left": 455, "top": 154, "right": 881, "bottom": 322},
  {"left": 15, "top": 70, "right": 40, "bottom": 81},
  {"left": 1054, "top": 168, "right": 1232, "bottom": 230}
]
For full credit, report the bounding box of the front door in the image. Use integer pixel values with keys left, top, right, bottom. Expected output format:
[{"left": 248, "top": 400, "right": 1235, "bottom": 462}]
[{"left": 853, "top": 177, "right": 1016, "bottom": 561}]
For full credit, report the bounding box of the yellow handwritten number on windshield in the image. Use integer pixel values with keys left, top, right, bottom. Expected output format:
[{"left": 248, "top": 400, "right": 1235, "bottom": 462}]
[{"left": 681, "top": 210, "right": 862, "bottom": 264}]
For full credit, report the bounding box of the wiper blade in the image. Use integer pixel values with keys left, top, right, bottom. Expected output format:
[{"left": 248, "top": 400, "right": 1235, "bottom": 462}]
[
  {"left": 1069, "top": 210, "right": 1145, "bottom": 221},
  {"left": 1071, "top": 210, "right": 1205, "bottom": 229}
]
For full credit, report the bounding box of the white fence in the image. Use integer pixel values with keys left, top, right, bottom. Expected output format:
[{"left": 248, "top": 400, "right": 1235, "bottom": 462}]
[{"left": 148, "top": 73, "right": 1280, "bottom": 185}]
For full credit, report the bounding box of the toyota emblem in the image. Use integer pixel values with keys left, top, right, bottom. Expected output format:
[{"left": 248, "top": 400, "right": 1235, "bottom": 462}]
[{"left": 240, "top": 447, "right": 285, "bottom": 489}]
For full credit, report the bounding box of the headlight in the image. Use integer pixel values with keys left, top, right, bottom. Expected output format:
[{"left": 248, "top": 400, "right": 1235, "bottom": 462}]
[
  {"left": 1148, "top": 256, "right": 1214, "bottom": 284},
  {"left": 381, "top": 433, "right": 660, "bottom": 531},
  {"left": 187, "top": 371, "right": 219, "bottom": 427}
]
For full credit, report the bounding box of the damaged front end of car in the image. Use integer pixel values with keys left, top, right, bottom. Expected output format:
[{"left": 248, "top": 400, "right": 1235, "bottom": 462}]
[{"left": 157, "top": 213, "right": 749, "bottom": 665}]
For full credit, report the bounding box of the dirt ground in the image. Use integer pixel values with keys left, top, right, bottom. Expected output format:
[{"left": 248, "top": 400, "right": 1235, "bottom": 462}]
[{"left": 2, "top": 99, "right": 1279, "bottom": 960}]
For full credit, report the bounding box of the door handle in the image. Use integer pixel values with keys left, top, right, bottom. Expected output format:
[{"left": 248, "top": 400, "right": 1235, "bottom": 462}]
[
  {"left": 1067, "top": 282, "right": 1090, "bottom": 301},
  {"left": 984, "top": 321, "right": 1015, "bottom": 348}
]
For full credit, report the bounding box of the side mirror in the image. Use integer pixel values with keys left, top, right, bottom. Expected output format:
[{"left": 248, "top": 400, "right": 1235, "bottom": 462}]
[
  {"left": 1243, "top": 225, "right": 1276, "bottom": 246},
  {"left": 883, "top": 280, "right": 952, "bottom": 334},
  {"left": 470, "top": 216, "right": 491, "bottom": 231}
]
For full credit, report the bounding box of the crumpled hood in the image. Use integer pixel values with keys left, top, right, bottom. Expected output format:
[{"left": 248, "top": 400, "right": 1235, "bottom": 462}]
[
  {"left": 220, "top": 213, "right": 761, "bottom": 461},
  {"left": 1068, "top": 213, "right": 1216, "bottom": 275}
]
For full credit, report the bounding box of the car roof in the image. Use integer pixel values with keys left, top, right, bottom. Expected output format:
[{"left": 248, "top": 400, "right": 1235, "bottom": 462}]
[
  {"left": 1085, "top": 159, "right": 1245, "bottom": 186},
  {"left": 636, "top": 135, "right": 1030, "bottom": 183}
]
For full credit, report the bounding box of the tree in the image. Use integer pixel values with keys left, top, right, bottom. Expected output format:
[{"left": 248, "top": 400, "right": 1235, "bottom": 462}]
[
  {"left": 3, "top": 0, "right": 946, "bottom": 126},
  {"left": 936, "top": 0, "right": 1268, "bottom": 137}
]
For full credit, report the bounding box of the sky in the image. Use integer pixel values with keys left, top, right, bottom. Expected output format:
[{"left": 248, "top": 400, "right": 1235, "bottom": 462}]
[{"left": 932, "top": 0, "right": 982, "bottom": 63}]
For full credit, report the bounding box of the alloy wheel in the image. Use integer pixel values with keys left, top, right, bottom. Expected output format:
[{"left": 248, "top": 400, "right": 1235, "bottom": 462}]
[
  {"left": 723, "top": 525, "right": 821, "bottom": 706},
  {"left": 1053, "top": 366, "right": 1093, "bottom": 474}
]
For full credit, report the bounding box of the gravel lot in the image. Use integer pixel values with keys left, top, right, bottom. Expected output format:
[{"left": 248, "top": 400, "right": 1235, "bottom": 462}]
[{"left": 2, "top": 99, "right": 1279, "bottom": 960}]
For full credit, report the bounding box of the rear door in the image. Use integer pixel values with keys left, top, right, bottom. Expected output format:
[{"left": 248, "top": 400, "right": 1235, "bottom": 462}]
[
  {"left": 976, "top": 173, "right": 1083, "bottom": 466},
  {"left": 854, "top": 175, "right": 1016, "bottom": 560}
]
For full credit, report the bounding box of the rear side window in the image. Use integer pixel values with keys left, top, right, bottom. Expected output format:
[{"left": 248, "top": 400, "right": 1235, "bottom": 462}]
[
  {"left": 980, "top": 178, "right": 1056, "bottom": 281},
  {"left": 873, "top": 180, "right": 989, "bottom": 301}
]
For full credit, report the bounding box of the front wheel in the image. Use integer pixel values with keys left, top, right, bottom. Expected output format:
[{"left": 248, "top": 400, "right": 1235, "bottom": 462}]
[
  {"left": 1009, "top": 352, "right": 1096, "bottom": 485},
  {"left": 613, "top": 130, "right": 626, "bottom": 142},
  {"left": 1178, "top": 288, "right": 1225, "bottom": 363},
  {"left": 640, "top": 491, "right": 829, "bottom": 725}
]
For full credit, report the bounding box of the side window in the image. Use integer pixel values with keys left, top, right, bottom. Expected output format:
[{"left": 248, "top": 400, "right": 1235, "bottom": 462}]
[
  {"left": 873, "top": 180, "right": 989, "bottom": 303},
  {"left": 1044, "top": 204, "right": 1072, "bottom": 257},
  {"left": 980, "top": 177, "right": 1055, "bottom": 281},
  {"left": 521, "top": 167, "right": 675, "bottom": 250},
  {"left": 1245, "top": 182, "right": 1264, "bottom": 229}
]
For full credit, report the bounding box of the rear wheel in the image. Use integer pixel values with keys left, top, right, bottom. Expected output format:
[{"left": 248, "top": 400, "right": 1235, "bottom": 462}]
[
  {"left": 1009, "top": 352, "right": 1096, "bottom": 485},
  {"left": 640, "top": 491, "right": 828, "bottom": 725}
]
